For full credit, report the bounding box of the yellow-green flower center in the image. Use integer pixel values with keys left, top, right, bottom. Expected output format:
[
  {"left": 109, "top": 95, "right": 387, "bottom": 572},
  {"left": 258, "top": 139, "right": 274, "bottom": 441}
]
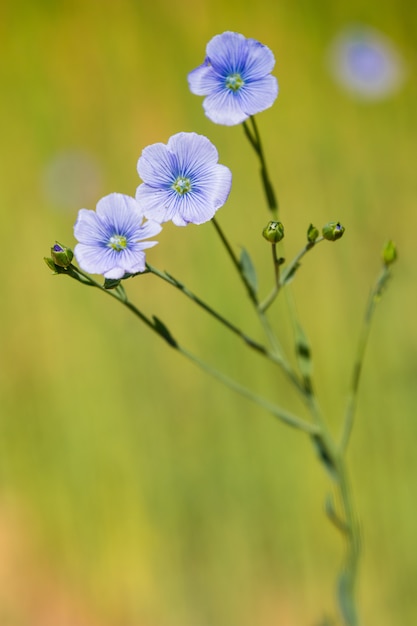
[
  {"left": 109, "top": 234, "right": 128, "bottom": 251},
  {"left": 172, "top": 176, "right": 192, "bottom": 195},
  {"left": 225, "top": 73, "right": 245, "bottom": 92}
]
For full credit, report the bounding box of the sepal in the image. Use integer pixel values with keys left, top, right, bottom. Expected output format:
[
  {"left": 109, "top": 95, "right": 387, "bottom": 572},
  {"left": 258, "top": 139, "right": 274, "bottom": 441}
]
[
  {"left": 104, "top": 277, "right": 122, "bottom": 289},
  {"left": 307, "top": 223, "right": 319, "bottom": 243},
  {"left": 44, "top": 256, "right": 58, "bottom": 273}
]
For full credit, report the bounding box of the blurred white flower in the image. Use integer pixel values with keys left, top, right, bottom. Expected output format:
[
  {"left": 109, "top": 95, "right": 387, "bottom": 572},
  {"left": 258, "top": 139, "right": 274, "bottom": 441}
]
[{"left": 327, "top": 26, "right": 406, "bottom": 100}]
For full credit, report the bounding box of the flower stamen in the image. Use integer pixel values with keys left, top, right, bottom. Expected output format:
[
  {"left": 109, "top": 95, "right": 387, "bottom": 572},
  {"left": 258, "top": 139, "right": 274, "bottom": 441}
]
[
  {"left": 172, "top": 176, "right": 192, "bottom": 195},
  {"left": 109, "top": 234, "right": 128, "bottom": 251},
  {"left": 225, "top": 72, "right": 245, "bottom": 92}
]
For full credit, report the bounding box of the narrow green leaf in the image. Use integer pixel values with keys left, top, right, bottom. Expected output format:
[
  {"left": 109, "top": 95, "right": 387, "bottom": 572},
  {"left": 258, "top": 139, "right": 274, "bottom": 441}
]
[
  {"left": 281, "top": 262, "right": 300, "bottom": 285},
  {"left": 312, "top": 434, "right": 337, "bottom": 480},
  {"left": 152, "top": 316, "right": 178, "bottom": 348},
  {"left": 294, "top": 319, "right": 313, "bottom": 393},
  {"left": 240, "top": 247, "right": 258, "bottom": 296}
]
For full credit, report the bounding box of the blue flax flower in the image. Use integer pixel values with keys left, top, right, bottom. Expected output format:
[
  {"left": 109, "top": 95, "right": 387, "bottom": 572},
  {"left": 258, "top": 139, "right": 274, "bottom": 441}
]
[
  {"left": 136, "top": 132, "right": 232, "bottom": 226},
  {"left": 188, "top": 31, "right": 279, "bottom": 126},
  {"left": 74, "top": 193, "right": 162, "bottom": 279}
]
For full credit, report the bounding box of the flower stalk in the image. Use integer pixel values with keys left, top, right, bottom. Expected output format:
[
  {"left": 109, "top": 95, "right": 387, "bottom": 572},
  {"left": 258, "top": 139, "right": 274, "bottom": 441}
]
[
  {"left": 243, "top": 115, "right": 278, "bottom": 215},
  {"left": 46, "top": 29, "right": 397, "bottom": 626}
]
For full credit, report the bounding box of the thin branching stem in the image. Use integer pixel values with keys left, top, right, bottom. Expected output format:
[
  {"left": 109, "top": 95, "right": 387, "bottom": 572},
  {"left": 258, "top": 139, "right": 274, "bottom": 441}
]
[
  {"left": 339, "top": 264, "right": 391, "bottom": 455},
  {"left": 211, "top": 216, "right": 258, "bottom": 305},
  {"left": 240, "top": 116, "right": 366, "bottom": 624},
  {"left": 211, "top": 217, "right": 309, "bottom": 397},
  {"left": 334, "top": 455, "right": 361, "bottom": 626},
  {"left": 65, "top": 264, "right": 317, "bottom": 435},
  {"left": 180, "top": 347, "right": 319, "bottom": 435},
  {"left": 146, "top": 263, "right": 302, "bottom": 379},
  {"left": 259, "top": 237, "right": 325, "bottom": 313}
]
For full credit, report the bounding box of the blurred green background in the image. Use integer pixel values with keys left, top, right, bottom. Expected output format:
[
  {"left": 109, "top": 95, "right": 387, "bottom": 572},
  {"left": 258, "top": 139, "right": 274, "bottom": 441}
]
[{"left": 1, "top": 0, "right": 416, "bottom": 624}]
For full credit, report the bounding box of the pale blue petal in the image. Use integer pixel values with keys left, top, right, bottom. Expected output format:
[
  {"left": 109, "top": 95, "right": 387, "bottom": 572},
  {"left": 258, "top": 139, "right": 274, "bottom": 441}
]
[
  {"left": 203, "top": 90, "right": 249, "bottom": 125},
  {"left": 209, "top": 163, "right": 233, "bottom": 209},
  {"left": 187, "top": 63, "right": 216, "bottom": 96},
  {"left": 74, "top": 243, "right": 115, "bottom": 275},
  {"left": 240, "top": 38, "right": 276, "bottom": 80},
  {"left": 137, "top": 143, "right": 175, "bottom": 186},
  {"left": 136, "top": 219, "right": 163, "bottom": 240},
  {"left": 74, "top": 208, "right": 105, "bottom": 244},
  {"left": 206, "top": 32, "right": 250, "bottom": 73},
  {"left": 136, "top": 186, "right": 176, "bottom": 223},
  {"left": 237, "top": 75, "right": 279, "bottom": 115},
  {"left": 95, "top": 193, "right": 144, "bottom": 237},
  {"left": 167, "top": 132, "right": 219, "bottom": 173}
]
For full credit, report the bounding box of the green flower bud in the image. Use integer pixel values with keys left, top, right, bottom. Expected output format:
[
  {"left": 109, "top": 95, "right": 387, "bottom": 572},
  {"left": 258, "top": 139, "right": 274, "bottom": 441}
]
[
  {"left": 262, "top": 221, "right": 284, "bottom": 243},
  {"left": 51, "top": 242, "right": 74, "bottom": 268},
  {"left": 307, "top": 223, "right": 319, "bottom": 243},
  {"left": 382, "top": 240, "right": 397, "bottom": 266},
  {"left": 322, "top": 221, "right": 345, "bottom": 241}
]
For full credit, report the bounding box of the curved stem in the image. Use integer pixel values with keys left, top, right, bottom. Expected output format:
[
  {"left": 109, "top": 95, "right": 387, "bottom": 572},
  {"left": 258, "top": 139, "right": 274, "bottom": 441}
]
[
  {"left": 243, "top": 116, "right": 278, "bottom": 215},
  {"left": 259, "top": 238, "right": 324, "bottom": 313},
  {"left": 306, "top": 395, "right": 361, "bottom": 625},
  {"left": 258, "top": 243, "right": 281, "bottom": 312},
  {"left": 334, "top": 455, "right": 361, "bottom": 626},
  {"left": 280, "top": 237, "right": 324, "bottom": 287},
  {"left": 211, "top": 218, "right": 310, "bottom": 398},
  {"left": 67, "top": 264, "right": 317, "bottom": 436},
  {"left": 212, "top": 216, "right": 258, "bottom": 305},
  {"left": 339, "top": 264, "right": 391, "bottom": 454},
  {"left": 180, "top": 347, "right": 318, "bottom": 435},
  {"left": 146, "top": 263, "right": 299, "bottom": 378}
]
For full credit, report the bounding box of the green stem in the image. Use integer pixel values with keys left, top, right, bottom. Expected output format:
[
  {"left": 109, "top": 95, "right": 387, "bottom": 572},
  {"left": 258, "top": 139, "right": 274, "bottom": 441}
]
[
  {"left": 306, "top": 398, "right": 361, "bottom": 625},
  {"left": 180, "top": 346, "right": 318, "bottom": 435},
  {"left": 241, "top": 115, "right": 361, "bottom": 621},
  {"left": 243, "top": 116, "right": 278, "bottom": 215},
  {"left": 272, "top": 243, "right": 280, "bottom": 287},
  {"left": 334, "top": 455, "right": 361, "bottom": 626},
  {"left": 339, "top": 264, "right": 392, "bottom": 455},
  {"left": 259, "top": 237, "right": 324, "bottom": 313},
  {"left": 211, "top": 218, "right": 309, "bottom": 398},
  {"left": 211, "top": 216, "right": 258, "bottom": 305},
  {"left": 280, "top": 237, "right": 324, "bottom": 287},
  {"left": 67, "top": 264, "right": 317, "bottom": 436},
  {"left": 146, "top": 263, "right": 286, "bottom": 367}
]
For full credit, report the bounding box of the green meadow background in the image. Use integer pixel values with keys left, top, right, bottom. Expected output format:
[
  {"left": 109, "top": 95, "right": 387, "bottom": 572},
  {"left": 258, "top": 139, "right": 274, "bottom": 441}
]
[{"left": 1, "top": 0, "right": 416, "bottom": 624}]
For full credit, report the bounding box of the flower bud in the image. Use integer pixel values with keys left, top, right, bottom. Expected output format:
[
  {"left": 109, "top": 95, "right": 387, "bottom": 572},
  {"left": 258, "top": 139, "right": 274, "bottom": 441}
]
[
  {"left": 307, "top": 223, "right": 319, "bottom": 243},
  {"left": 382, "top": 240, "right": 397, "bottom": 266},
  {"left": 50, "top": 242, "right": 73, "bottom": 268},
  {"left": 262, "top": 221, "right": 284, "bottom": 243},
  {"left": 322, "top": 221, "right": 345, "bottom": 241}
]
